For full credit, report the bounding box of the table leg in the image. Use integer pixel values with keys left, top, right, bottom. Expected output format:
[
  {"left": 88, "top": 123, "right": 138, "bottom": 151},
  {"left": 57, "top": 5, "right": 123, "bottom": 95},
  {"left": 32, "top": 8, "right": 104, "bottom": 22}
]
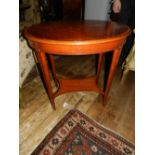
[
  {"left": 104, "top": 52, "right": 112, "bottom": 90},
  {"left": 96, "top": 54, "right": 103, "bottom": 84},
  {"left": 103, "top": 47, "right": 122, "bottom": 105},
  {"left": 49, "top": 55, "right": 59, "bottom": 87},
  {"left": 36, "top": 52, "right": 56, "bottom": 110}
]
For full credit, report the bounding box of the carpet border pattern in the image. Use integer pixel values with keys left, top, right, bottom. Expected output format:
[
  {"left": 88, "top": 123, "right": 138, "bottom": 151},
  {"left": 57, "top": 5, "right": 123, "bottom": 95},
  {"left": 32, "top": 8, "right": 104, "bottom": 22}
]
[{"left": 31, "top": 109, "right": 134, "bottom": 155}]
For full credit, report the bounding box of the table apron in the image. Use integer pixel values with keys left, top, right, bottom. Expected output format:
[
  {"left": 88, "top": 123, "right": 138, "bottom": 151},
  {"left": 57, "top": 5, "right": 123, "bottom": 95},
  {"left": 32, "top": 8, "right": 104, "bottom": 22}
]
[{"left": 32, "top": 39, "right": 125, "bottom": 55}]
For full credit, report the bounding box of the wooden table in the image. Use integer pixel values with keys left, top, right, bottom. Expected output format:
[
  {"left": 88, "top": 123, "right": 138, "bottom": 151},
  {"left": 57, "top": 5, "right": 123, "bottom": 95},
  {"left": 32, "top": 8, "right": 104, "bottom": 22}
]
[{"left": 24, "top": 20, "right": 131, "bottom": 110}]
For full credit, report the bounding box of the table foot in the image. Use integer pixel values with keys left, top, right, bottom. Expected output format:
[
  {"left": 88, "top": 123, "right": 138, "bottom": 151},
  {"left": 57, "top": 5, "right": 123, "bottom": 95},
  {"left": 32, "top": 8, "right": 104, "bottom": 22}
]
[
  {"left": 102, "top": 95, "right": 108, "bottom": 106},
  {"left": 49, "top": 97, "right": 56, "bottom": 110}
]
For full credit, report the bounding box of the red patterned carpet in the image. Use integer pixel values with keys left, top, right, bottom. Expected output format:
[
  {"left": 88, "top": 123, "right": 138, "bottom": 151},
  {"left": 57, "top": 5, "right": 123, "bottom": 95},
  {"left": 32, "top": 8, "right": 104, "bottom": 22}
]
[{"left": 31, "top": 109, "right": 134, "bottom": 155}]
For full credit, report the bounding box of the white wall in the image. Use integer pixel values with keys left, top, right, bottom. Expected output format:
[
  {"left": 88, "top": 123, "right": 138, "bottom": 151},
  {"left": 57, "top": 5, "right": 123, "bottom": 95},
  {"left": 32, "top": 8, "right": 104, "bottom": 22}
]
[{"left": 84, "top": 0, "right": 110, "bottom": 20}]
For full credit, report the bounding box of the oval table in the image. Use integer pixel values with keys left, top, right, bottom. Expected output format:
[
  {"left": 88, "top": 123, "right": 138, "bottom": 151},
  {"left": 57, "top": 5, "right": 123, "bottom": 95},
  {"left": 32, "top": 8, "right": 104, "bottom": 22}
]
[{"left": 24, "top": 20, "right": 131, "bottom": 110}]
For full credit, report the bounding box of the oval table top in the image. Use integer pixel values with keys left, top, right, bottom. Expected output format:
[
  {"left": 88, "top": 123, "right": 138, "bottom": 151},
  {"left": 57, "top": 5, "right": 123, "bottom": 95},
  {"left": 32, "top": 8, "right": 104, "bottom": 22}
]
[{"left": 24, "top": 20, "right": 131, "bottom": 45}]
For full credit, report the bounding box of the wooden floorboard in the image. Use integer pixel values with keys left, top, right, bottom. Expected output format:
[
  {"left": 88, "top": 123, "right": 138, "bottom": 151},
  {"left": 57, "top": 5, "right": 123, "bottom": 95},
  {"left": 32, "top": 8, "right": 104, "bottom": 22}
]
[{"left": 19, "top": 55, "right": 135, "bottom": 155}]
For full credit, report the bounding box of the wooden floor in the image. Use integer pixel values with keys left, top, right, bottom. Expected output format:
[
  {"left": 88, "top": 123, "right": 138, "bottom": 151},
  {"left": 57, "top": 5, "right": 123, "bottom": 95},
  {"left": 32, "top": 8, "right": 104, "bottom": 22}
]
[{"left": 19, "top": 55, "right": 135, "bottom": 155}]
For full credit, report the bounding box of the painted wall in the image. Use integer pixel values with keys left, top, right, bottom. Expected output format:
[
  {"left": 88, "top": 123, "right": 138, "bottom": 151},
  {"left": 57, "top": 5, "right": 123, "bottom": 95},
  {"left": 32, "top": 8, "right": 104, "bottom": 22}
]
[{"left": 84, "top": 0, "right": 110, "bottom": 20}]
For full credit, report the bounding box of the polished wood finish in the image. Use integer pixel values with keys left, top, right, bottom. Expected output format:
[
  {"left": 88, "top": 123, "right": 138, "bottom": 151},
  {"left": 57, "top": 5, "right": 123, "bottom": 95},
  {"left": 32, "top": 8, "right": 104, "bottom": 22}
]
[
  {"left": 24, "top": 21, "right": 131, "bottom": 109},
  {"left": 35, "top": 52, "right": 56, "bottom": 109},
  {"left": 103, "top": 47, "right": 122, "bottom": 104},
  {"left": 96, "top": 54, "right": 103, "bottom": 83},
  {"left": 19, "top": 56, "right": 135, "bottom": 155},
  {"left": 49, "top": 54, "right": 59, "bottom": 86}
]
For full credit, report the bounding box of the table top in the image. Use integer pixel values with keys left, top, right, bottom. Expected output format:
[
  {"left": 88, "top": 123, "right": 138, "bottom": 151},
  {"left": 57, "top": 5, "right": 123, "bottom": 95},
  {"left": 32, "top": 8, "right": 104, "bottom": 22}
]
[{"left": 24, "top": 20, "right": 131, "bottom": 45}]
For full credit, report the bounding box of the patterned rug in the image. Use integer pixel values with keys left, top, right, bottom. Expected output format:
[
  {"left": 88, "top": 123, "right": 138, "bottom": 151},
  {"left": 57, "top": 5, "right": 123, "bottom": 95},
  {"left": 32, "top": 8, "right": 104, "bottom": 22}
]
[{"left": 32, "top": 109, "right": 134, "bottom": 155}]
